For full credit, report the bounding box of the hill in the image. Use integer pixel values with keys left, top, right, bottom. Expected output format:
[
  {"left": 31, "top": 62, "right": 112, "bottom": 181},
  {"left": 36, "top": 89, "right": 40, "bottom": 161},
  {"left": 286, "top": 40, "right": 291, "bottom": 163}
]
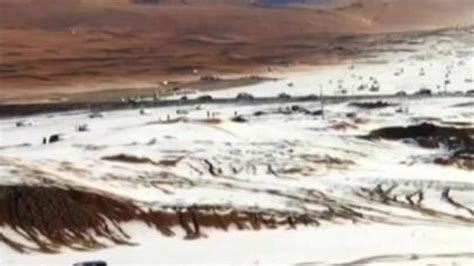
[{"left": 0, "top": 0, "right": 472, "bottom": 100}]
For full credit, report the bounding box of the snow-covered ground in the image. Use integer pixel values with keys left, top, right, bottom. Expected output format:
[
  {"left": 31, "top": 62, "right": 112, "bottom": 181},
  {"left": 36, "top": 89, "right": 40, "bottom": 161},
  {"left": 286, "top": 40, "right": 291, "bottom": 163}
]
[
  {"left": 1, "top": 95, "right": 473, "bottom": 264},
  {"left": 4, "top": 224, "right": 474, "bottom": 265},
  {"left": 1, "top": 28, "right": 473, "bottom": 265}
]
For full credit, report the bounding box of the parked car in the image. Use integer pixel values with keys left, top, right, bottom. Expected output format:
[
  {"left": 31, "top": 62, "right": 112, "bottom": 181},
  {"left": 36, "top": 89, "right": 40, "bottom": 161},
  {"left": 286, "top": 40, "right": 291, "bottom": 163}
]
[
  {"left": 236, "top": 92, "right": 254, "bottom": 100},
  {"left": 278, "top": 93, "right": 291, "bottom": 99},
  {"left": 306, "top": 94, "right": 319, "bottom": 100},
  {"left": 176, "top": 109, "right": 189, "bottom": 115},
  {"left": 369, "top": 84, "right": 380, "bottom": 92},
  {"left": 414, "top": 88, "right": 432, "bottom": 96},
  {"left": 89, "top": 112, "right": 104, "bottom": 119},
  {"left": 197, "top": 95, "right": 213, "bottom": 101},
  {"left": 466, "top": 89, "right": 474, "bottom": 95},
  {"left": 43, "top": 134, "right": 65, "bottom": 144},
  {"left": 395, "top": 90, "right": 407, "bottom": 97},
  {"left": 231, "top": 115, "right": 248, "bottom": 123},
  {"left": 357, "top": 85, "right": 368, "bottom": 91},
  {"left": 200, "top": 75, "right": 221, "bottom": 82},
  {"left": 140, "top": 109, "right": 152, "bottom": 115},
  {"left": 16, "top": 119, "right": 34, "bottom": 127},
  {"left": 76, "top": 124, "right": 89, "bottom": 132},
  {"left": 73, "top": 261, "right": 107, "bottom": 266},
  {"left": 346, "top": 112, "right": 357, "bottom": 119}
]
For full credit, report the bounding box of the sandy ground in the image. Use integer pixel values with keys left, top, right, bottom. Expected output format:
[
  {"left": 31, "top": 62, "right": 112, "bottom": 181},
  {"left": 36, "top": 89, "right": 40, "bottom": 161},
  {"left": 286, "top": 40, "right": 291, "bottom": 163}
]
[
  {"left": 3, "top": 25, "right": 473, "bottom": 105},
  {"left": 0, "top": 0, "right": 473, "bottom": 102}
]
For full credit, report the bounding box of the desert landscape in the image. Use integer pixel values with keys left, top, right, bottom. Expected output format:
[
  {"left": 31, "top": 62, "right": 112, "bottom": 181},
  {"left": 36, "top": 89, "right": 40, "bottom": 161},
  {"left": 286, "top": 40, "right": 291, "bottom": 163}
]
[
  {"left": 1, "top": 0, "right": 473, "bottom": 101},
  {"left": 1, "top": 0, "right": 474, "bottom": 265}
]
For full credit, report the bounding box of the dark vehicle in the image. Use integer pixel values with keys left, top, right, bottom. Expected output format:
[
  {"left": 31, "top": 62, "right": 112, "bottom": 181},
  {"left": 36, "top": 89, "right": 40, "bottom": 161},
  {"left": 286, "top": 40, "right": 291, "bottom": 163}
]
[
  {"left": 253, "top": 110, "right": 266, "bottom": 116},
  {"left": 89, "top": 112, "right": 104, "bottom": 119},
  {"left": 180, "top": 95, "right": 188, "bottom": 101},
  {"left": 73, "top": 261, "right": 107, "bottom": 266},
  {"left": 466, "top": 89, "right": 474, "bottom": 95},
  {"left": 248, "top": 75, "right": 263, "bottom": 80},
  {"left": 236, "top": 92, "right": 254, "bottom": 100},
  {"left": 306, "top": 94, "right": 319, "bottom": 100},
  {"left": 43, "top": 134, "right": 64, "bottom": 144},
  {"left": 231, "top": 115, "right": 248, "bottom": 123},
  {"left": 309, "top": 110, "right": 324, "bottom": 116},
  {"left": 197, "top": 95, "right": 213, "bottom": 101},
  {"left": 414, "top": 88, "right": 432, "bottom": 96},
  {"left": 395, "top": 90, "right": 407, "bottom": 97},
  {"left": 357, "top": 85, "right": 368, "bottom": 91},
  {"left": 278, "top": 93, "right": 291, "bottom": 99},
  {"left": 200, "top": 75, "right": 221, "bottom": 82},
  {"left": 49, "top": 134, "right": 61, "bottom": 143},
  {"left": 76, "top": 124, "right": 89, "bottom": 132},
  {"left": 346, "top": 112, "right": 357, "bottom": 119},
  {"left": 369, "top": 84, "right": 380, "bottom": 92},
  {"left": 16, "top": 119, "right": 34, "bottom": 127}
]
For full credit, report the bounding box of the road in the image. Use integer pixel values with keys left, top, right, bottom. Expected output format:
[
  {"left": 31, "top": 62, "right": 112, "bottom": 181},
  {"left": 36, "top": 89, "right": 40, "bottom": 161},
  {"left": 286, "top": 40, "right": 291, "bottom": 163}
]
[{"left": 0, "top": 93, "right": 472, "bottom": 118}]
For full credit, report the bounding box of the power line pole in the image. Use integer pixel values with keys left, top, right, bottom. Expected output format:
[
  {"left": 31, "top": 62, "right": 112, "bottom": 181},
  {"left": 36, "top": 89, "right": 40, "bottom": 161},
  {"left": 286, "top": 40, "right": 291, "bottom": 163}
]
[{"left": 320, "top": 84, "right": 325, "bottom": 119}]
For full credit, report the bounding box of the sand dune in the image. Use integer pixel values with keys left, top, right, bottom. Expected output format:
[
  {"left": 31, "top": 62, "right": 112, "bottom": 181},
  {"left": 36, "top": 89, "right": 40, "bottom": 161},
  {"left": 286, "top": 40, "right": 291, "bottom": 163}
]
[{"left": 0, "top": 0, "right": 472, "bottom": 99}]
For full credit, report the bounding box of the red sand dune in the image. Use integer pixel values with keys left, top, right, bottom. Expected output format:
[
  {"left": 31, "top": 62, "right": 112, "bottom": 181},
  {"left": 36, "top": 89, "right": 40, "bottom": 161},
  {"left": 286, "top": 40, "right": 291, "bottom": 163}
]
[{"left": 0, "top": 0, "right": 472, "bottom": 100}]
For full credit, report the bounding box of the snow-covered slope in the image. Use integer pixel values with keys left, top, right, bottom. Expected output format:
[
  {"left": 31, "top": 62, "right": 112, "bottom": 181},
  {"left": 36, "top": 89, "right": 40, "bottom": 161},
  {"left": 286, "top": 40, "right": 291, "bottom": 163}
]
[{"left": 1, "top": 93, "right": 473, "bottom": 264}]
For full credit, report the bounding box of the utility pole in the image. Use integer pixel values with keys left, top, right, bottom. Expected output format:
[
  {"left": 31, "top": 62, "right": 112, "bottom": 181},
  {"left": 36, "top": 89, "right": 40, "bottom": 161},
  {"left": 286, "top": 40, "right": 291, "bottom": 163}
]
[
  {"left": 320, "top": 85, "right": 325, "bottom": 120},
  {"left": 444, "top": 79, "right": 450, "bottom": 95}
]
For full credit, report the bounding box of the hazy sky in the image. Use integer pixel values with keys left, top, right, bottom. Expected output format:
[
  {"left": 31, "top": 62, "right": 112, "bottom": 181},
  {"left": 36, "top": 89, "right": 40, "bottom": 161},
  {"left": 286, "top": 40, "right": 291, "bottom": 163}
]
[{"left": 257, "top": 0, "right": 333, "bottom": 5}]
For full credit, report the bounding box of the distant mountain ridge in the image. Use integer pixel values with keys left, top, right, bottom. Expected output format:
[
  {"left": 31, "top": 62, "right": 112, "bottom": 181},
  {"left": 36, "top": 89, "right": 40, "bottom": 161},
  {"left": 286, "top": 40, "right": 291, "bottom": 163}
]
[
  {"left": 129, "top": 0, "right": 335, "bottom": 5},
  {"left": 256, "top": 0, "right": 333, "bottom": 5}
]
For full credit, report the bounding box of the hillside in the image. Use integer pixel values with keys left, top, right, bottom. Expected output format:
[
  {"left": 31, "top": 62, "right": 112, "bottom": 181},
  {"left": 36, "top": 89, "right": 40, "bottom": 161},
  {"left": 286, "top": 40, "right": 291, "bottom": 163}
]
[{"left": 0, "top": 0, "right": 472, "bottom": 100}]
